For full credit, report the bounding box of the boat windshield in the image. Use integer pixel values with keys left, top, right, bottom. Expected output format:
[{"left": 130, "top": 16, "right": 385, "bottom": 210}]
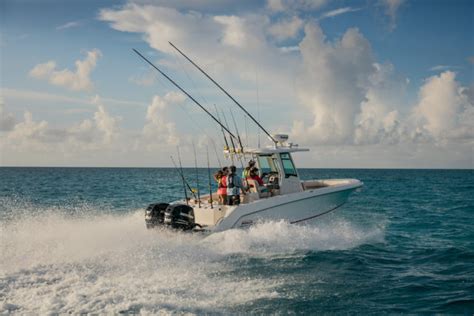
[
  {"left": 280, "top": 152, "right": 298, "bottom": 178},
  {"left": 257, "top": 154, "right": 279, "bottom": 175}
]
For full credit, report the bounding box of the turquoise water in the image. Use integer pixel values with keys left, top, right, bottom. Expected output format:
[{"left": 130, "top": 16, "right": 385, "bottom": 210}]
[{"left": 1, "top": 167, "right": 473, "bottom": 314}]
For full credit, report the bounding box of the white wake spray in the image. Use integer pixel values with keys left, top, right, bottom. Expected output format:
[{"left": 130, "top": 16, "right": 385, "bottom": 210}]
[{"left": 0, "top": 209, "right": 384, "bottom": 314}]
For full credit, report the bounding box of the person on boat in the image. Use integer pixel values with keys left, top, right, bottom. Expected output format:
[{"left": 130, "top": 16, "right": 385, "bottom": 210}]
[
  {"left": 226, "top": 165, "right": 243, "bottom": 205},
  {"left": 248, "top": 167, "right": 264, "bottom": 186},
  {"left": 247, "top": 167, "right": 269, "bottom": 196},
  {"left": 214, "top": 168, "right": 228, "bottom": 205},
  {"left": 242, "top": 160, "right": 256, "bottom": 179}
]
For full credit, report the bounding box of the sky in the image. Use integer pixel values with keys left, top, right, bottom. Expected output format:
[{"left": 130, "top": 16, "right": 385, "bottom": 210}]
[{"left": 0, "top": 0, "right": 473, "bottom": 168}]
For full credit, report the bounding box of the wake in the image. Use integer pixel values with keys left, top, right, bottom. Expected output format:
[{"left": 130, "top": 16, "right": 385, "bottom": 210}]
[{"left": 0, "top": 208, "right": 384, "bottom": 314}]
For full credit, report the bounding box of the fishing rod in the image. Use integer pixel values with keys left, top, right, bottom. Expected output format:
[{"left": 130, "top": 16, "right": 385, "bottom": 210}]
[
  {"left": 210, "top": 138, "right": 223, "bottom": 169},
  {"left": 132, "top": 48, "right": 238, "bottom": 141},
  {"left": 192, "top": 143, "right": 201, "bottom": 207},
  {"left": 170, "top": 155, "right": 197, "bottom": 202},
  {"left": 206, "top": 146, "right": 213, "bottom": 209},
  {"left": 229, "top": 108, "right": 245, "bottom": 155},
  {"left": 176, "top": 147, "right": 188, "bottom": 205},
  {"left": 214, "top": 104, "right": 230, "bottom": 152},
  {"left": 221, "top": 110, "right": 236, "bottom": 153},
  {"left": 168, "top": 42, "right": 278, "bottom": 145},
  {"left": 222, "top": 110, "right": 244, "bottom": 168}
]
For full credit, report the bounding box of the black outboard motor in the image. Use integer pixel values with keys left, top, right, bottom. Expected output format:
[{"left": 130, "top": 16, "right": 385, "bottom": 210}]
[
  {"left": 145, "top": 203, "right": 169, "bottom": 229},
  {"left": 164, "top": 204, "right": 197, "bottom": 231}
]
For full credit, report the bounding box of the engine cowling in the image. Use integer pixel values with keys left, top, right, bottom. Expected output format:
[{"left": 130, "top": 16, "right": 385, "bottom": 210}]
[
  {"left": 145, "top": 203, "right": 169, "bottom": 229},
  {"left": 164, "top": 204, "right": 196, "bottom": 231}
]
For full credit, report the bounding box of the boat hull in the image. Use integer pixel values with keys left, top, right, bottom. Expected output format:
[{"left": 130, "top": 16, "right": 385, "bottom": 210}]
[{"left": 212, "top": 179, "right": 362, "bottom": 232}]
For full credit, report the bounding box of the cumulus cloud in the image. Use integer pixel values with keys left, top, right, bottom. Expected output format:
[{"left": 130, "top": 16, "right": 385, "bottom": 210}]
[
  {"left": 99, "top": 4, "right": 298, "bottom": 100},
  {"left": 0, "top": 98, "right": 16, "bottom": 132},
  {"left": 293, "top": 23, "right": 377, "bottom": 144},
  {"left": 412, "top": 71, "right": 474, "bottom": 142},
  {"left": 142, "top": 92, "right": 185, "bottom": 148},
  {"left": 29, "top": 49, "right": 102, "bottom": 91},
  {"left": 2, "top": 96, "right": 121, "bottom": 154},
  {"left": 7, "top": 2, "right": 469, "bottom": 167},
  {"left": 100, "top": 2, "right": 473, "bottom": 158},
  {"left": 267, "top": 16, "right": 303, "bottom": 42},
  {"left": 91, "top": 96, "right": 121, "bottom": 144}
]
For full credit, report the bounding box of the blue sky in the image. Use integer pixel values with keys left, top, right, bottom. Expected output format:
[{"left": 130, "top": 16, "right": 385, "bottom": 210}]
[{"left": 1, "top": 0, "right": 473, "bottom": 168}]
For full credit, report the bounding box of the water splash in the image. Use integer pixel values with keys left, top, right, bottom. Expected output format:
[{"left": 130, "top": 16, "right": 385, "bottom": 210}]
[{"left": 0, "top": 208, "right": 384, "bottom": 314}]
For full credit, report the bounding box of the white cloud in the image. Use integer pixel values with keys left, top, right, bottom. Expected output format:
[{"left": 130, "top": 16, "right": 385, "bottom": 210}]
[
  {"left": 5, "top": 2, "right": 470, "bottom": 167},
  {"left": 380, "top": 0, "right": 405, "bottom": 30},
  {"left": 91, "top": 96, "right": 121, "bottom": 144},
  {"left": 429, "top": 65, "right": 460, "bottom": 72},
  {"left": 320, "top": 7, "right": 361, "bottom": 19},
  {"left": 142, "top": 92, "right": 185, "bottom": 148},
  {"left": 2, "top": 96, "right": 122, "bottom": 154},
  {"left": 0, "top": 97, "right": 16, "bottom": 132},
  {"left": 99, "top": 4, "right": 298, "bottom": 103},
  {"left": 293, "top": 23, "right": 377, "bottom": 144},
  {"left": 266, "top": 0, "right": 327, "bottom": 12},
  {"left": 56, "top": 21, "right": 81, "bottom": 30},
  {"left": 412, "top": 71, "right": 474, "bottom": 142},
  {"left": 267, "top": 16, "right": 303, "bottom": 42},
  {"left": 29, "top": 49, "right": 102, "bottom": 91}
]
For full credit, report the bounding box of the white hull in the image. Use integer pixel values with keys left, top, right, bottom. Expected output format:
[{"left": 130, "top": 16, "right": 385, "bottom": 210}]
[{"left": 186, "top": 179, "right": 363, "bottom": 232}]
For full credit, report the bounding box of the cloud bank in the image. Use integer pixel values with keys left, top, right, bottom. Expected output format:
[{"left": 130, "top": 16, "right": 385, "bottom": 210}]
[{"left": 2, "top": 1, "right": 472, "bottom": 168}]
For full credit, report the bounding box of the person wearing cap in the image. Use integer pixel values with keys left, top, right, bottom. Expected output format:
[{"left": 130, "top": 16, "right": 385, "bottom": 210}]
[{"left": 242, "top": 160, "right": 256, "bottom": 179}]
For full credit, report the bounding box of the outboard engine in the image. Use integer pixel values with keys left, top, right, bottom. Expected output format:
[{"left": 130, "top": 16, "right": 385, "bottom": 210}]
[
  {"left": 164, "top": 204, "right": 197, "bottom": 231},
  {"left": 145, "top": 203, "right": 169, "bottom": 229}
]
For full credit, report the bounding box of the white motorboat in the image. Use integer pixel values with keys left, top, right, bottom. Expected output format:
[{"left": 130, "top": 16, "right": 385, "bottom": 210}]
[
  {"left": 134, "top": 45, "right": 363, "bottom": 232},
  {"left": 145, "top": 134, "right": 363, "bottom": 232}
]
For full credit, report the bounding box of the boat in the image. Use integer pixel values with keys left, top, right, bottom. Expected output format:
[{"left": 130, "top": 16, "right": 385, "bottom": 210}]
[
  {"left": 145, "top": 133, "right": 362, "bottom": 232},
  {"left": 134, "top": 44, "right": 363, "bottom": 232}
]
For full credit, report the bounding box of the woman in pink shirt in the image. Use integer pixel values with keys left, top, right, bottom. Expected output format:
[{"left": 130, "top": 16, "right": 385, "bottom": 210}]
[{"left": 215, "top": 167, "right": 229, "bottom": 205}]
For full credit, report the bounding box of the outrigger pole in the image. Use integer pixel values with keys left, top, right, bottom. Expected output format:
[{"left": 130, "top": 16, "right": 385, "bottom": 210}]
[
  {"left": 168, "top": 42, "right": 278, "bottom": 145},
  {"left": 132, "top": 49, "right": 238, "bottom": 141}
]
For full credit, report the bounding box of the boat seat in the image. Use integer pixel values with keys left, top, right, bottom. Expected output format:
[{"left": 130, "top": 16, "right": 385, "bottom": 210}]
[{"left": 247, "top": 179, "right": 271, "bottom": 199}]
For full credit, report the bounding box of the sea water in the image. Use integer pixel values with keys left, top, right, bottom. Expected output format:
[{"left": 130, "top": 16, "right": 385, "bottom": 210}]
[{"left": 0, "top": 168, "right": 473, "bottom": 314}]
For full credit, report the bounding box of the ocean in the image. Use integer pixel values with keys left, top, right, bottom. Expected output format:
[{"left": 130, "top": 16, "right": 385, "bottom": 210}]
[{"left": 1, "top": 167, "right": 473, "bottom": 314}]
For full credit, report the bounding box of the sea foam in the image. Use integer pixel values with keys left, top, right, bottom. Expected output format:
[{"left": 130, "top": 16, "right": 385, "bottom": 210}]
[{"left": 0, "top": 208, "right": 384, "bottom": 314}]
